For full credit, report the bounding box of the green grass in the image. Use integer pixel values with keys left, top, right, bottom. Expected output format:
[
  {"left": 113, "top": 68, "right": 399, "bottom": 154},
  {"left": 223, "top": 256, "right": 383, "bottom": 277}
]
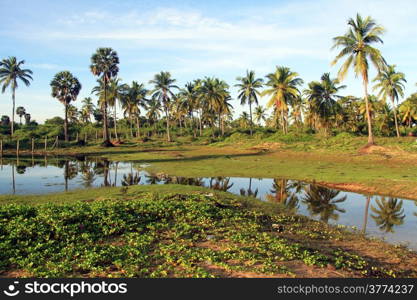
[{"left": 1, "top": 185, "right": 415, "bottom": 278}]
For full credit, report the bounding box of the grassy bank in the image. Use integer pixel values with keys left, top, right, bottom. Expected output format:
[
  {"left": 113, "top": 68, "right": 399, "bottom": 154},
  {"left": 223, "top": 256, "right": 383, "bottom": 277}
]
[{"left": 1, "top": 185, "right": 416, "bottom": 278}]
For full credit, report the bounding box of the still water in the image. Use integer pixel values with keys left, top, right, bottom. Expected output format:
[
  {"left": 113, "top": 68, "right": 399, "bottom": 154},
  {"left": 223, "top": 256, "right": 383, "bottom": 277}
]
[{"left": 1, "top": 156, "right": 417, "bottom": 250}]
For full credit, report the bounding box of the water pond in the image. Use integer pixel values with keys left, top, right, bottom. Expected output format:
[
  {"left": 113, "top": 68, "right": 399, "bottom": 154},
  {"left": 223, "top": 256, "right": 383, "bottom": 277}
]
[{"left": 1, "top": 156, "right": 417, "bottom": 250}]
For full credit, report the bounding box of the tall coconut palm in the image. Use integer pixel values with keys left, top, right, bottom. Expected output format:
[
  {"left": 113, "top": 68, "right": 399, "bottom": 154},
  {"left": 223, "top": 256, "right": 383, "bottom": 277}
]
[
  {"left": 332, "top": 14, "right": 386, "bottom": 145},
  {"left": 16, "top": 106, "right": 26, "bottom": 125},
  {"left": 50, "top": 71, "right": 82, "bottom": 142},
  {"left": 0, "top": 57, "right": 33, "bottom": 135},
  {"left": 373, "top": 65, "right": 406, "bottom": 137},
  {"left": 235, "top": 70, "right": 263, "bottom": 135},
  {"left": 149, "top": 72, "right": 179, "bottom": 142},
  {"left": 262, "top": 66, "right": 303, "bottom": 134},
  {"left": 254, "top": 105, "right": 267, "bottom": 126},
  {"left": 90, "top": 48, "right": 119, "bottom": 146}
]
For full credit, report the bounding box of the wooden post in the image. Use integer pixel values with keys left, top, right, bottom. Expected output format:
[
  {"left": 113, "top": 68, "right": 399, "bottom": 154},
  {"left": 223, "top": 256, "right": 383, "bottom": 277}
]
[
  {"left": 16, "top": 140, "right": 20, "bottom": 157},
  {"left": 44, "top": 136, "right": 47, "bottom": 152},
  {"left": 31, "top": 138, "right": 35, "bottom": 154}
]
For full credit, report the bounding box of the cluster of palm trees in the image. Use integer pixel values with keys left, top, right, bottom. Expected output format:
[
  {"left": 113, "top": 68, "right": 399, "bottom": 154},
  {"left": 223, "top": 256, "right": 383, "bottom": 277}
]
[{"left": 1, "top": 14, "right": 416, "bottom": 145}]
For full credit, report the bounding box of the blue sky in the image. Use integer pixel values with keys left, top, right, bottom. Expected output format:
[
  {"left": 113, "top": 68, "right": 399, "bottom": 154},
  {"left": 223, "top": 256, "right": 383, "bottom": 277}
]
[{"left": 1, "top": 0, "right": 417, "bottom": 122}]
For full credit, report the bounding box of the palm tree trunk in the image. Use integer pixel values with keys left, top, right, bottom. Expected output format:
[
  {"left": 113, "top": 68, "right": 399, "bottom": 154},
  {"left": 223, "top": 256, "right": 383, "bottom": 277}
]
[
  {"left": 363, "top": 81, "right": 374, "bottom": 145},
  {"left": 11, "top": 89, "right": 15, "bottom": 136},
  {"left": 165, "top": 106, "right": 171, "bottom": 142},
  {"left": 249, "top": 102, "right": 253, "bottom": 136},
  {"left": 130, "top": 117, "right": 134, "bottom": 138},
  {"left": 64, "top": 104, "right": 68, "bottom": 142},
  {"left": 103, "top": 79, "right": 110, "bottom": 144},
  {"left": 114, "top": 105, "right": 118, "bottom": 140},
  {"left": 199, "top": 110, "right": 203, "bottom": 136},
  {"left": 392, "top": 97, "right": 400, "bottom": 138},
  {"left": 136, "top": 116, "right": 140, "bottom": 138},
  {"left": 218, "top": 112, "right": 222, "bottom": 136}
]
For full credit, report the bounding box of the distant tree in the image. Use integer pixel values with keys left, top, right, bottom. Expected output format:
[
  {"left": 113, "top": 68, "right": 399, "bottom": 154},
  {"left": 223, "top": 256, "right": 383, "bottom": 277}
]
[
  {"left": 24, "top": 113, "right": 31, "bottom": 125},
  {"left": 16, "top": 106, "right": 26, "bottom": 125},
  {"left": 332, "top": 14, "right": 386, "bottom": 145},
  {"left": 50, "top": 71, "right": 82, "bottom": 141},
  {"left": 254, "top": 105, "right": 267, "bottom": 126},
  {"left": 1, "top": 115, "right": 10, "bottom": 126},
  {"left": 81, "top": 97, "right": 95, "bottom": 123},
  {"left": 0, "top": 56, "right": 33, "bottom": 135},
  {"left": 235, "top": 70, "right": 263, "bottom": 135},
  {"left": 90, "top": 47, "right": 119, "bottom": 146}
]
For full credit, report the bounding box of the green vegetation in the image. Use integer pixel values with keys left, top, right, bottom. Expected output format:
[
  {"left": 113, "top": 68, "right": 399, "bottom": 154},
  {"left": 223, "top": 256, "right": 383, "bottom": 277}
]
[{"left": 1, "top": 185, "right": 416, "bottom": 278}]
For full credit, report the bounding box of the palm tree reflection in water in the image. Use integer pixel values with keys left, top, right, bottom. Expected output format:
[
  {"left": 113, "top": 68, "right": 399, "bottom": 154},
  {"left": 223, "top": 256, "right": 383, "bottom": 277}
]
[
  {"left": 371, "top": 197, "right": 405, "bottom": 233},
  {"left": 302, "top": 184, "right": 347, "bottom": 223}
]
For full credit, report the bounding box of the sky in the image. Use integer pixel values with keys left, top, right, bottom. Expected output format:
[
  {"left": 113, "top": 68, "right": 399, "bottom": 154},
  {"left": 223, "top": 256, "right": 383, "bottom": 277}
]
[{"left": 1, "top": 0, "right": 417, "bottom": 122}]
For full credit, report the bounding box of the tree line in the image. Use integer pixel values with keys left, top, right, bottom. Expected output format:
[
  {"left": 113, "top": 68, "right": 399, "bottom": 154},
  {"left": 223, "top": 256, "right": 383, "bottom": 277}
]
[{"left": 1, "top": 14, "right": 416, "bottom": 146}]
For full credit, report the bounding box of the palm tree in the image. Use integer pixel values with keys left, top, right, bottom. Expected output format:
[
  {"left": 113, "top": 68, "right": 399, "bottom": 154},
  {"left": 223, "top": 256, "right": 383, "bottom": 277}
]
[
  {"left": 146, "top": 98, "right": 162, "bottom": 134},
  {"left": 149, "top": 71, "right": 179, "bottom": 142},
  {"left": 81, "top": 97, "right": 95, "bottom": 123},
  {"left": 254, "top": 105, "right": 267, "bottom": 126},
  {"left": 178, "top": 82, "right": 198, "bottom": 135},
  {"left": 399, "top": 95, "right": 417, "bottom": 129},
  {"left": 1, "top": 115, "right": 10, "bottom": 127},
  {"left": 373, "top": 65, "right": 406, "bottom": 137},
  {"left": 0, "top": 57, "right": 33, "bottom": 135},
  {"left": 262, "top": 66, "right": 303, "bottom": 134},
  {"left": 304, "top": 73, "right": 345, "bottom": 133},
  {"left": 332, "top": 14, "right": 386, "bottom": 145},
  {"left": 50, "top": 71, "right": 82, "bottom": 141},
  {"left": 197, "top": 77, "right": 230, "bottom": 136},
  {"left": 24, "top": 113, "right": 31, "bottom": 125},
  {"left": 90, "top": 48, "right": 119, "bottom": 146},
  {"left": 235, "top": 70, "right": 263, "bottom": 135},
  {"left": 16, "top": 106, "right": 26, "bottom": 125},
  {"left": 121, "top": 81, "right": 148, "bottom": 137}
]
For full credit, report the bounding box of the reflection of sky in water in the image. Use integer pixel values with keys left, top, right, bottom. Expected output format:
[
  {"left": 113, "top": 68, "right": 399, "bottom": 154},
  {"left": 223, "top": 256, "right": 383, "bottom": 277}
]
[{"left": 1, "top": 159, "right": 417, "bottom": 250}]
